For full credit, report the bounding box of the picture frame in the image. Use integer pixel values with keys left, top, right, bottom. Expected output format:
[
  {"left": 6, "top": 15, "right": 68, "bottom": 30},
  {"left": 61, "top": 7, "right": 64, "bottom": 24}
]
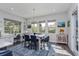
[
  {"left": 67, "top": 20, "right": 70, "bottom": 27},
  {"left": 58, "top": 21, "right": 65, "bottom": 27}
]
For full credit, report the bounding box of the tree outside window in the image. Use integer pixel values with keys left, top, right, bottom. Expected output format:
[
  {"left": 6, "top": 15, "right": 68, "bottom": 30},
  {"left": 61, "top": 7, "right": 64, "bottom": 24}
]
[
  {"left": 48, "top": 21, "right": 56, "bottom": 33},
  {"left": 31, "top": 23, "right": 38, "bottom": 33},
  {"left": 4, "top": 19, "right": 21, "bottom": 34},
  {"left": 39, "top": 22, "right": 45, "bottom": 33}
]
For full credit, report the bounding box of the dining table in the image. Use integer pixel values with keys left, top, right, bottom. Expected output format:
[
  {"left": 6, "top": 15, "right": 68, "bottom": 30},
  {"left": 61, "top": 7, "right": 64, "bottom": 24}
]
[{"left": 30, "top": 34, "right": 48, "bottom": 50}]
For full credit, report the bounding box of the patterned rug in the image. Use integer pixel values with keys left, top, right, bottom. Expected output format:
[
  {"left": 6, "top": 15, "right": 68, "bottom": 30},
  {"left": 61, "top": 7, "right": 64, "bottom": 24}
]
[{"left": 8, "top": 43, "right": 55, "bottom": 56}]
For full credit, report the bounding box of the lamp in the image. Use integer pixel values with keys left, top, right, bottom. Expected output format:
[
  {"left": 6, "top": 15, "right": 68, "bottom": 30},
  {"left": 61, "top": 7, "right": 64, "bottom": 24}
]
[{"left": 60, "top": 29, "right": 64, "bottom": 32}]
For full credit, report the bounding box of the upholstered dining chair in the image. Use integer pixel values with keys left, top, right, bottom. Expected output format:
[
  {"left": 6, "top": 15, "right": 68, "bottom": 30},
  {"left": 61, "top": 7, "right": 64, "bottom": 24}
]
[
  {"left": 14, "top": 34, "right": 21, "bottom": 44},
  {"left": 24, "top": 35, "right": 31, "bottom": 48},
  {"left": 41, "top": 36, "right": 49, "bottom": 49},
  {"left": 30, "top": 35, "right": 38, "bottom": 50}
]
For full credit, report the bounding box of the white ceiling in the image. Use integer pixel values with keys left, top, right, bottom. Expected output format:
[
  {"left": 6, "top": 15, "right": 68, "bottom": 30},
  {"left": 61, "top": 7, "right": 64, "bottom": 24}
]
[{"left": 0, "top": 3, "right": 73, "bottom": 18}]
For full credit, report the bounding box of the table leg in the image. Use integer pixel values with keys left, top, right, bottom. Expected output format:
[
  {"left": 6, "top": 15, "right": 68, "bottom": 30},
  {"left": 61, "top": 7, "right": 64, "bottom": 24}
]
[{"left": 38, "top": 39, "right": 41, "bottom": 50}]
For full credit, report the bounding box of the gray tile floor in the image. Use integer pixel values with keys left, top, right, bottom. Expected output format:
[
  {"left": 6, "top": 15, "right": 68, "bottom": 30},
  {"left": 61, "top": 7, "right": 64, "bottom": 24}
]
[
  {"left": 51, "top": 43, "right": 74, "bottom": 56},
  {"left": 8, "top": 42, "right": 73, "bottom": 56}
]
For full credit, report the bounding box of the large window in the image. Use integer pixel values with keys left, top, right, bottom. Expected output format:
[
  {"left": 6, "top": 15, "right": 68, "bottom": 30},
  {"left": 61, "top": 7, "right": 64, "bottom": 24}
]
[
  {"left": 39, "top": 22, "right": 45, "bottom": 33},
  {"left": 31, "top": 21, "right": 56, "bottom": 33},
  {"left": 48, "top": 21, "right": 56, "bottom": 33},
  {"left": 31, "top": 23, "right": 38, "bottom": 33},
  {"left": 4, "top": 19, "right": 21, "bottom": 34}
]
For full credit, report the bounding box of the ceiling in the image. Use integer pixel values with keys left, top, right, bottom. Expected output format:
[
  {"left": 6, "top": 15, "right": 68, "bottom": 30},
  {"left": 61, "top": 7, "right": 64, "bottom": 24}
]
[{"left": 0, "top": 3, "right": 73, "bottom": 18}]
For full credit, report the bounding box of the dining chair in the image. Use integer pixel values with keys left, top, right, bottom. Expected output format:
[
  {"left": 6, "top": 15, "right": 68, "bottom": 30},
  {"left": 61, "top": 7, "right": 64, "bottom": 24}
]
[
  {"left": 41, "top": 36, "right": 49, "bottom": 49},
  {"left": 33, "top": 33, "right": 36, "bottom": 35},
  {"left": 24, "top": 35, "right": 31, "bottom": 48},
  {"left": 14, "top": 34, "right": 21, "bottom": 44},
  {"left": 30, "top": 35, "right": 38, "bottom": 50},
  {"left": 43, "top": 36, "right": 49, "bottom": 42}
]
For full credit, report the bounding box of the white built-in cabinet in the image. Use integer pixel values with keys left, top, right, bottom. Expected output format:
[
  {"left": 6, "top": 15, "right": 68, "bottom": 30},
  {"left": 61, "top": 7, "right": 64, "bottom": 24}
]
[{"left": 57, "top": 33, "right": 67, "bottom": 44}]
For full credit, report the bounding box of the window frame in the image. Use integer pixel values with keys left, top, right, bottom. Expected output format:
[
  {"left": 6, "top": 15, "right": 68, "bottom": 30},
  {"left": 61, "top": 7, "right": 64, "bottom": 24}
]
[{"left": 39, "top": 21, "right": 46, "bottom": 33}]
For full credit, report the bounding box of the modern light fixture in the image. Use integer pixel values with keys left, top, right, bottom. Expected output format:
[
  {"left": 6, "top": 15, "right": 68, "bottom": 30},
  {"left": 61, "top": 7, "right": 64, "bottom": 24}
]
[{"left": 32, "top": 8, "right": 35, "bottom": 18}]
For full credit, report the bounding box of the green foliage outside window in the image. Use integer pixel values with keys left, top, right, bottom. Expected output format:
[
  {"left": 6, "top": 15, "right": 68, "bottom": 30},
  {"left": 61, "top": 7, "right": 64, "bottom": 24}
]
[
  {"left": 48, "top": 21, "right": 56, "bottom": 33},
  {"left": 4, "top": 19, "right": 21, "bottom": 34},
  {"left": 39, "top": 23, "right": 45, "bottom": 33},
  {"left": 31, "top": 24, "right": 39, "bottom": 33},
  {"left": 31, "top": 21, "right": 56, "bottom": 33}
]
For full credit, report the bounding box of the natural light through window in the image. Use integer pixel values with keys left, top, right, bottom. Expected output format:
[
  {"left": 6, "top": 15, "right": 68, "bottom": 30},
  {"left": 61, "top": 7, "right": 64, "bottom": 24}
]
[
  {"left": 31, "top": 23, "right": 38, "bottom": 33},
  {"left": 4, "top": 19, "right": 21, "bottom": 34},
  {"left": 48, "top": 21, "right": 56, "bottom": 33},
  {"left": 39, "top": 22, "right": 45, "bottom": 33}
]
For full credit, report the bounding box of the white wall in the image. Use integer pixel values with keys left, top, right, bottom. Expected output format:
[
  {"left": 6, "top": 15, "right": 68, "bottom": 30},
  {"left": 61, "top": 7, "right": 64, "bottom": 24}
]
[
  {"left": 78, "top": 4, "right": 79, "bottom": 55},
  {"left": 27, "top": 12, "right": 69, "bottom": 43},
  {"left": 0, "top": 10, "right": 27, "bottom": 36}
]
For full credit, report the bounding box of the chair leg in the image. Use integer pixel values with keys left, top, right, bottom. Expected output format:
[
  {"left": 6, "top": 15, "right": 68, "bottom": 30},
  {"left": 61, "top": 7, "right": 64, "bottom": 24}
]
[
  {"left": 35, "top": 42, "right": 37, "bottom": 50},
  {"left": 28, "top": 41, "right": 31, "bottom": 48},
  {"left": 43, "top": 42, "right": 45, "bottom": 49},
  {"left": 31, "top": 42, "right": 33, "bottom": 49},
  {"left": 24, "top": 41, "right": 26, "bottom": 47}
]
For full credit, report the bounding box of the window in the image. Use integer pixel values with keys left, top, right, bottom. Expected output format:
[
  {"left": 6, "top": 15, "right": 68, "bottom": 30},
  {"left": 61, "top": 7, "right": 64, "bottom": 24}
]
[
  {"left": 4, "top": 19, "right": 21, "bottom": 34},
  {"left": 31, "top": 23, "right": 38, "bottom": 33},
  {"left": 39, "top": 22, "right": 45, "bottom": 33},
  {"left": 48, "top": 21, "right": 56, "bottom": 33}
]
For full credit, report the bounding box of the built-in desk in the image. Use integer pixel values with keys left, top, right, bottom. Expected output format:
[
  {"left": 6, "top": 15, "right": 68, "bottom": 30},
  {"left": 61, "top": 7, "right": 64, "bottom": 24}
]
[
  {"left": 0, "top": 41, "right": 13, "bottom": 49},
  {"left": 0, "top": 36, "right": 13, "bottom": 49}
]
